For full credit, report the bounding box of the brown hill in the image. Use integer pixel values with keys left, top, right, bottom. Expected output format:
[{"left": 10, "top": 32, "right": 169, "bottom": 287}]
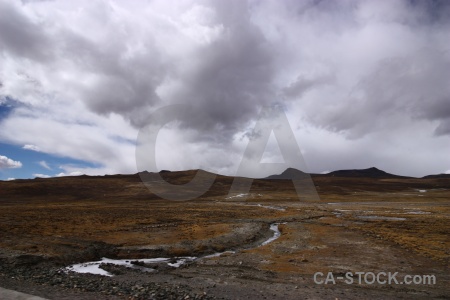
[
  {"left": 323, "top": 167, "right": 408, "bottom": 178},
  {"left": 1, "top": 168, "right": 448, "bottom": 201},
  {"left": 422, "top": 173, "right": 450, "bottom": 179},
  {"left": 265, "top": 167, "right": 309, "bottom": 179}
]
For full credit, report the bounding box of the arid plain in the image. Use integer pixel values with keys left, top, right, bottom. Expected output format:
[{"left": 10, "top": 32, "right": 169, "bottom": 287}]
[{"left": 0, "top": 169, "right": 448, "bottom": 299}]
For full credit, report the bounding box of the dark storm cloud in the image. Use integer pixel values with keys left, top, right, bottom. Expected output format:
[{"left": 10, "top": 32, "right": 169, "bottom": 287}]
[
  {"left": 3, "top": 0, "right": 448, "bottom": 139},
  {"left": 52, "top": 3, "right": 168, "bottom": 126},
  {"left": 0, "top": 0, "right": 167, "bottom": 127},
  {"left": 0, "top": 0, "right": 275, "bottom": 138},
  {"left": 309, "top": 48, "right": 450, "bottom": 138},
  {"left": 283, "top": 74, "right": 334, "bottom": 100},
  {"left": 275, "top": 0, "right": 450, "bottom": 139},
  {"left": 0, "top": 0, "right": 50, "bottom": 61},
  {"left": 170, "top": 0, "right": 276, "bottom": 141}
]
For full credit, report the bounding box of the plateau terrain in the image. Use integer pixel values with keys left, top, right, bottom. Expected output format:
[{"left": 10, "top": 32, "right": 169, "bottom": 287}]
[{"left": 0, "top": 168, "right": 448, "bottom": 299}]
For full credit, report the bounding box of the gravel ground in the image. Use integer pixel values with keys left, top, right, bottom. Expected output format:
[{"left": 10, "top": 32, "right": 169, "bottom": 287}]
[{"left": 0, "top": 257, "right": 214, "bottom": 300}]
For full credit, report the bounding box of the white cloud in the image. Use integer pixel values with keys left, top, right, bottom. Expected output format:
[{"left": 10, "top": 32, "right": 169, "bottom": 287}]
[
  {"left": 0, "top": 155, "right": 22, "bottom": 168},
  {"left": 445, "top": 170, "right": 450, "bottom": 174},
  {"left": 23, "top": 144, "right": 40, "bottom": 151},
  {"left": 0, "top": 0, "right": 449, "bottom": 178},
  {"left": 6, "top": 178, "right": 15, "bottom": 181},
  {"left": 1, "top": 106, "right": 137, "bottom": 175},
  {"left": 32, "top": 171, "right": 84, "bottom": 178},
  {"left": 33, "top": 173, "right": 50, "bottom": 178},
  {"left": 56, "top": 171, "right": 84, "bottom": 177},
  {"left": 38, "top": 160, "right": 51, "bottom": 170}
]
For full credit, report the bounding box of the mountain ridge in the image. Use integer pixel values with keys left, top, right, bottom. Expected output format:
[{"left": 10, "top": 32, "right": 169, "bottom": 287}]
[
  {"left": 324, "top": 167, "right": 409, "bottom": 178},
  {"left": 422, "top": 173, "right": 450, "bottom": 179},
  {"left": 265, "top": 167, "right": 410, "bottom": 179},
  {"left": 6, "top": 167, "right": 449, "bottom": 181},
  {"left": 265, "top": 167, "right": 310, "bottom": 179}
]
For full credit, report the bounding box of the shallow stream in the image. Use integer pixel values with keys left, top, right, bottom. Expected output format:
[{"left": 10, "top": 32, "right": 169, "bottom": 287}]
[{"left": 65, "top": 223, "right": 284, "bottom": 276}]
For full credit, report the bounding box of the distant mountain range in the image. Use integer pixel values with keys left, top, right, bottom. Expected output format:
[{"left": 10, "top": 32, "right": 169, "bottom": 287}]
[
  {"left": 266, "top": 167, "right": 449, "bottom": 179},
  {"left": 322, "top": 167, "right": 407, "bottom": 178},
  {"left": 422, "top": 174, "right": 450, "bottom": 179},
  {"left": 55, "top": 168, "right": 450, "bottom": 180},
  {"left": 5, "top": 167, "right": 450, "bottom": 182}
]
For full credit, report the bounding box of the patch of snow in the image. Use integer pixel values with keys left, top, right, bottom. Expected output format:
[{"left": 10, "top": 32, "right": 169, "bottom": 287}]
[
  {"left": 254, "top": 204, "right": 285, "bottom": 211},
  {"left": 167, "top": 257, "right": 196, "bottom": 267},
  {"left": 65, "top": 260, "right": 114, "bottom": 276},
  {"left": 226, "top": 193, "right": 248, "bottom": 199},
  {"left": 203, "top": 251, "right": 235, "bottom": 259},
  {"left": 332, "top": 211, "right": 343, "bottom": 217},
  {"left": 405, "top": 211, "right": 431, "bottom": 214},
  {"left": 64, "top": 256, "right": 196, "bottom": 276},
  {"left": 357, "top": 216, "right": 406, "bottom": 221}
]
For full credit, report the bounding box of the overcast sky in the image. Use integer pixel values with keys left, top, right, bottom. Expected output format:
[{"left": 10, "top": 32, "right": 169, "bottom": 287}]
[{"left": 0, "top": 0, "right": 449, "bottom": 180}]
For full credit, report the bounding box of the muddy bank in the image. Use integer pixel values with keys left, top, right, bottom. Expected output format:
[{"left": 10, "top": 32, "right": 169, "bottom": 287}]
[
  {"left": 116, "top": 222, "right": 273, "bottom": 259},
  {"left": 0, "top": 221, "right": 276, "bottom": 268},
  {"left": 65, "top": 223, "right": 284, "bottom": 277}
]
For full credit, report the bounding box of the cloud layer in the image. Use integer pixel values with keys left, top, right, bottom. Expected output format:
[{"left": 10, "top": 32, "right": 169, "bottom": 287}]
[{"left": 0, "top": 0, "right": 449, "bottom": 177}]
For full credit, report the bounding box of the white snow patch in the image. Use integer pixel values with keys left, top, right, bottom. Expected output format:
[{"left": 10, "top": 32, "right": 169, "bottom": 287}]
[
  {"left": 357, "top": 216, "right": 406, "bottom": 221},
  {"left": 64, "top": 257, "right": 196, "bottom": 276},
  {"left": 248, "top": 203, "right": 285, "bottom": 211},
  {"left": 203, "top": 251, "right": 235, "bottom": 259},
  {"left": 167, "top": 257, "right": 197, "bottom": 267},
  {"left": 226, "top": 193, "right": 248, "bottom": 199},
  {"left": 65, "top": 260, "right": 114, "bottom": 276},
  {"left": 405, "top": 211, "right": 431, "bottom": 214}
]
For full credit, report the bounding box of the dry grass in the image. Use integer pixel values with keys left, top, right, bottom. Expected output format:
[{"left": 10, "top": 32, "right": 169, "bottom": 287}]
[{"left": 0, "top": 171, "right": 448, "bottom": 274}]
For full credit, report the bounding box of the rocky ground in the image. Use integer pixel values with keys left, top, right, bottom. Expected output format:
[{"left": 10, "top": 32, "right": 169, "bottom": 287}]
[{"left": 0, "top": 171, "right": 449, "bottom": 299}]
